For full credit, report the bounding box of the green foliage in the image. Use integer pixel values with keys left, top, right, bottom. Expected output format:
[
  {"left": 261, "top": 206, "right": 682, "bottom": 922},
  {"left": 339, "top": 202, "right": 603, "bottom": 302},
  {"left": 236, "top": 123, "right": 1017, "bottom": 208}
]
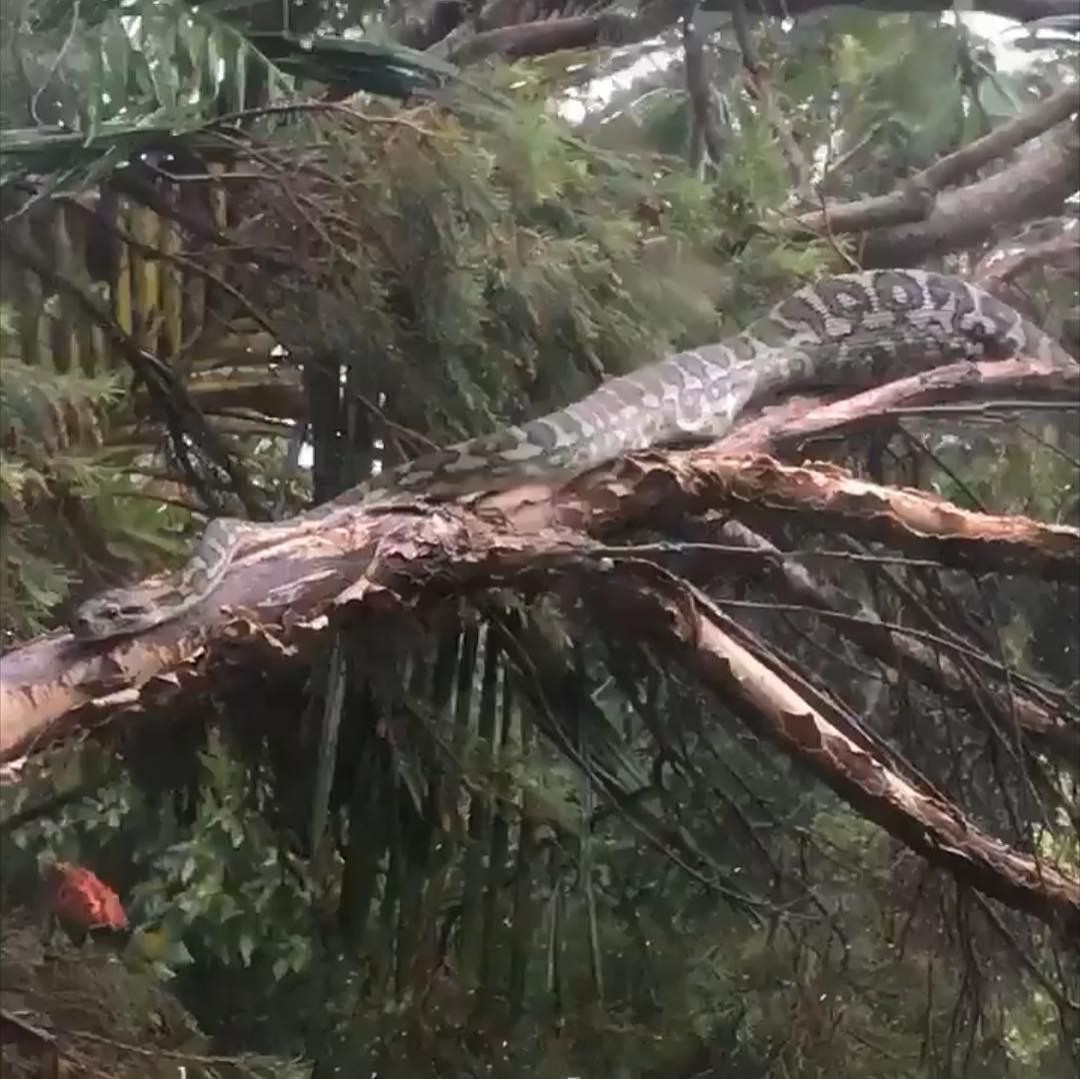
[
  {"left": 130, "top": 732, "right": 316, "bottom": 983},
  {"left": 0, "top": 302, "right": 208, "bottom": 640},
  {"left": 1, "top": 0, "right": 293, "bottom": 135},
  {"left": 0, "top": 305, "right": 120, "bottom": 638},
  {"left": 1, "top": 6, "right": 1077, "bottom": 1078},
  {"left": 256, "top": 93, "right": 830, "bottom": 455}
]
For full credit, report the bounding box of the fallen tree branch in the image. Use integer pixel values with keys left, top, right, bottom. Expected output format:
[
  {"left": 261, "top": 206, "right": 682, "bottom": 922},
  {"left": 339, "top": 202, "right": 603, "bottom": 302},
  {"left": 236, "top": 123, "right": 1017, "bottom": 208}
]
[
  {"left": 426, "top": 0, "right": 1075, "bottom": 65},
  {"left": 2, "top": 436, "right": 1076, "bottom": 757},
  {"left": 592, "top": 560, "right": 1080, "bottom": 938},
  {"left": 3, "top": 504, "right": 1075, "bottom": 936},
  {"left": 514, "top": 451, "right": 1080, "bottom": 583}
]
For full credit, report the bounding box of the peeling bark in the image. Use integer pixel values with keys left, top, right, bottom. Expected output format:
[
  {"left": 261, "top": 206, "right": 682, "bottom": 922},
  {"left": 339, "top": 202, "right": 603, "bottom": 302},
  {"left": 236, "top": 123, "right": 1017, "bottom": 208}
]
[
  {"left": 595, "top": 564, "right": 1080, "bottom": 938},
  {"left": 2, "top": 440, "right": 1076, "bottom": 754},
  {"left": 521, "top": 451, "right": 1080, "bottom": 583},
  {"left": 3, "top": 504, "right": 1076, "bottom": 936},
  {"left": 2, "top": 350, "right": 1077, "bottom": 937},
  {"left": 711, "top": 357, "right": 1080, "bottom": 456}
]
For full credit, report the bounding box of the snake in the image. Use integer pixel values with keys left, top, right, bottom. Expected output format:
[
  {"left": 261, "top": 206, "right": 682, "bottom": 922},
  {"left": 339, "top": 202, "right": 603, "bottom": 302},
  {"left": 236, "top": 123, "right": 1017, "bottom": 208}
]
[{"left": 69, "top": 269, "right": 1077, "bottom": 641}]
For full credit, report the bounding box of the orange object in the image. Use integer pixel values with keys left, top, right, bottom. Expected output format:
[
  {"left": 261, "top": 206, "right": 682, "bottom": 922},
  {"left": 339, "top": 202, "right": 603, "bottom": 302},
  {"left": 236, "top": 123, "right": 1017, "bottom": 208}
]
[{"left": 44, "top": 862, "right": 128, "bottom": 932}]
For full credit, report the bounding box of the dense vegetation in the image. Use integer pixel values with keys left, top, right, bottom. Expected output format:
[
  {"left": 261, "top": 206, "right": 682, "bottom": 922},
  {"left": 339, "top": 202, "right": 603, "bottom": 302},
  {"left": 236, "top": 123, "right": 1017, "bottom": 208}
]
[{"left": 0, "top": 1, "right": 1077, "bottom": 1076}]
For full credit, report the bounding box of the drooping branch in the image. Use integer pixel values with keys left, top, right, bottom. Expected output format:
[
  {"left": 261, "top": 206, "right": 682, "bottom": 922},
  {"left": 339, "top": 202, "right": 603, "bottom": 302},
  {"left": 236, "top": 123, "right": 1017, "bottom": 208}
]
[
  {"left": 679, "top": 518, "right": 1079, "bottom": 765},
  {"left": 592, "top": 559, "right": 1080, "bottom": 938}
]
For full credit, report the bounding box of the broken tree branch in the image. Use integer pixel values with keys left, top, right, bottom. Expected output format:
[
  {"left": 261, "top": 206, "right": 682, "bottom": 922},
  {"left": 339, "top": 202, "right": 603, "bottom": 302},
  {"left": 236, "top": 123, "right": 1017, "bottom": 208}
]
[
  {"left": 711, "top": 357, "right": 1080, "bottom": 456},
  {"left": 4, "top": 501, "right": 1075, "bottom": 937},
  {"left": 2, "top": 433, "right": 1076, "bottom": 759}
]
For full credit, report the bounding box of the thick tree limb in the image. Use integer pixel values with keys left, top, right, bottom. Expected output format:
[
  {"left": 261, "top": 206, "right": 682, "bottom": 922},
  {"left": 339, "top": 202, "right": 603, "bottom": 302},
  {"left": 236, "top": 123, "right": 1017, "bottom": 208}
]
[
  {"left": 2, "top": 432, "right": 1076, "bottom": 760},
  {"left": 2, "top": 502, "right": 1076, "bottom": 936},
  {"left": 596, "top": 561, "right": 1080, "bottom": 938},
  {"left": 862, "top": 122, "right": 1080, "bottom": 267},
  {"left": 783, "top": 86, "right": 1080, "bottom": 240},
  {"left": 442, "top": 2, "right": 689, "bottom": 64},
  {"left": 510, "top": 451, "right": 1080, "bottom": 583}
]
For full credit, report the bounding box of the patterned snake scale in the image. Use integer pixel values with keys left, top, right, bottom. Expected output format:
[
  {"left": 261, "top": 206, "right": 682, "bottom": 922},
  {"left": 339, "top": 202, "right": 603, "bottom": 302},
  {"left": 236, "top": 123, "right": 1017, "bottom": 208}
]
[{"left": 70, "top": 270, "right": 1077, "bottom": 640}]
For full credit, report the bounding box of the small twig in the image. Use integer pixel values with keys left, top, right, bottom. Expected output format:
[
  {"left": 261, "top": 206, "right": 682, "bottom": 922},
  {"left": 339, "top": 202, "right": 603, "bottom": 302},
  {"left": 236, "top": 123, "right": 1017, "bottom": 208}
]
[
  {"left": 593, "top": 541, "right": 953, "bottom": 571},
  {"left": 970, "top": 892, "right": 1079, "bottom": 1013},
  {"left": 352, "top": 391, "right": 441, "bottom": 454},
  {"left": 28, "top": 0, "right": 81, "bottom": 127},
  {"left": 65, "top": 1027, "right": 263, "bottom": 1067},
  {"left": 205, "top": 100, "right": 453, "bottom": 140}
]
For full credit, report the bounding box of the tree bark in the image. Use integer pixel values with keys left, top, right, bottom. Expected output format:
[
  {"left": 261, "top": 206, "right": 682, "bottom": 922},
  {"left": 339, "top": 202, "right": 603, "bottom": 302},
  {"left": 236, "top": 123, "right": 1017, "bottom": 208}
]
[
  {"left": 862, "top": 123, "right": 1080, "bottom": 267},
  {"left": 3, "top": 412, "right": 1077, "bottom": 761},
  {"left": 3, "top": 476, "right": 1076, "bottom": 937},
  {"left": 783, "top": 84, "right": 1080, "bottom": 240}
]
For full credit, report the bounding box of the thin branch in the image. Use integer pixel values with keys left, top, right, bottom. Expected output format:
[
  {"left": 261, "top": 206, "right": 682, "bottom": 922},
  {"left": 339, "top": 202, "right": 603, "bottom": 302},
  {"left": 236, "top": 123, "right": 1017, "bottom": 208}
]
[
  {"left": 0, "top": 230, "right": 263, "bottom": 519},
  {"left": 28, "top": 0, "right": 81, "bottom": 127}
]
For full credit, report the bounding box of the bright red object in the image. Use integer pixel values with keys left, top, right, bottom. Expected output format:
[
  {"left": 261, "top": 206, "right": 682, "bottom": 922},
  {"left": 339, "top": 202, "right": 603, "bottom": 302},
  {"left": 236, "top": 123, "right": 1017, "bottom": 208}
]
[{"left": 45, "top": 862, "right": 128, "bottom": 932}]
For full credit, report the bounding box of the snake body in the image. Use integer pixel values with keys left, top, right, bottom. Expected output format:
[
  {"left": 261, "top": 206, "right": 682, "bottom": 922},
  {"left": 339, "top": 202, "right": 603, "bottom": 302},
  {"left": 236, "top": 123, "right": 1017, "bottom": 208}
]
[{"left": 69, "top": 269, "right": 1077, "bottom": 640}]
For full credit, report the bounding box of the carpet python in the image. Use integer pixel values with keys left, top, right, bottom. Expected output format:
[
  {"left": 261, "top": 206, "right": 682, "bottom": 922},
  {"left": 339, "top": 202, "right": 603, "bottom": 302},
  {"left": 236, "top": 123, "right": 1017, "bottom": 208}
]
[{"left": 69, "top": 269, "right": 1077, "bottom": 641}]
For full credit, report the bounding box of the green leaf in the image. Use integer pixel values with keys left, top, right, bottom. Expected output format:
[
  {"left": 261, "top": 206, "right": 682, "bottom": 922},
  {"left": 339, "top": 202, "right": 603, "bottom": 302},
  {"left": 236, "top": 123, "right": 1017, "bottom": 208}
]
[{"left": 977, "top": 74, "right": 1025, "bottom": 119}]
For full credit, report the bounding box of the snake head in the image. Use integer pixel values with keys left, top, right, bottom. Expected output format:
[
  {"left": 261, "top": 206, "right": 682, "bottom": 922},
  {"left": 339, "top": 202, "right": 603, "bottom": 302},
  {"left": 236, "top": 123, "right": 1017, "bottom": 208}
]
[{"left": 69, "top": 589, "right": 159, "bottom": 641}]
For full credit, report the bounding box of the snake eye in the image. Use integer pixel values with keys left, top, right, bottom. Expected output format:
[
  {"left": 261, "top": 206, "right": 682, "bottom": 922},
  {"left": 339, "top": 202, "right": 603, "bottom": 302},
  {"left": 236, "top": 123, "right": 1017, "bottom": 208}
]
[{"left": 104, "top": 604, "right": 120, "bottom": 619}]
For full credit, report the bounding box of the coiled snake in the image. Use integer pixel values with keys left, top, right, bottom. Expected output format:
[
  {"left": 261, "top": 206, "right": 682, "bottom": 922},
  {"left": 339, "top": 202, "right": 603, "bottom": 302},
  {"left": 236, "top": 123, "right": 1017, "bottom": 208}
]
[{"left": 69, "top": 269, "right": 1077, "bottom": 641}]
